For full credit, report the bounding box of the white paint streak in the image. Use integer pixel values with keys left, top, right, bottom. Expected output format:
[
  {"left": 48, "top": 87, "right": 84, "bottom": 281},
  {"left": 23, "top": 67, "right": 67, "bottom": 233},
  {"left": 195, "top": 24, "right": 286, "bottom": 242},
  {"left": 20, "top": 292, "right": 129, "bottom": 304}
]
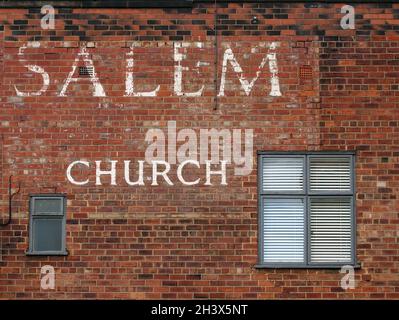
[
  {"left": 196, "top": 61, "right": 210, "bottom": 67},
  {"left": 267, "top": 50, "right": 282, "bottom": 97},
  {"left": 59, "top": 46, "right": 106, "bottom": 97},
  {"left": 174, "top": 42, "right": 204, "bottom": 97},
  {"left": 14, "top": 42, "right": 50, "bottom": 97},
  {"left": 124, "top": 43, "right": 160, "bottom": 97},
  {"left": 218, "top": 42, "right": 282, "bottom": 97}
]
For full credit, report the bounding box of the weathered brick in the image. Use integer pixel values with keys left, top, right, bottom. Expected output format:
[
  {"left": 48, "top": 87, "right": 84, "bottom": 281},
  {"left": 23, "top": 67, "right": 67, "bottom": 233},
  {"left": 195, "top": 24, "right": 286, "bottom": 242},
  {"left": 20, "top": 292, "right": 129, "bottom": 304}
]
[{"left": 0, "top": 1, "right": 398, "bottom": 300}]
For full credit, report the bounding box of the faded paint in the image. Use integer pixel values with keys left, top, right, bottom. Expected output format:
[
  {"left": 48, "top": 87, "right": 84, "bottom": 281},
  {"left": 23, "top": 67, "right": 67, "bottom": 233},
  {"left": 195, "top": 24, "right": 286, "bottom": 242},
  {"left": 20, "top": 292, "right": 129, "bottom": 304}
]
[
  {"left": 13, "top": 41, "right": 283, "bottom": 98},
  {"left": 174, "top": 42, "right": 205, "bottom": 97},
  {"left": 218, "top": 42, "right": 282, "bottom": 97},
  {"left": 14, "top": 42, "right": 50, "bottom": 97},
  {"left": 124, "top": 42, "right": 160, "bottom": 97},
  {"left": 59, "top": 46, "right": 106, "bottom": 97}
]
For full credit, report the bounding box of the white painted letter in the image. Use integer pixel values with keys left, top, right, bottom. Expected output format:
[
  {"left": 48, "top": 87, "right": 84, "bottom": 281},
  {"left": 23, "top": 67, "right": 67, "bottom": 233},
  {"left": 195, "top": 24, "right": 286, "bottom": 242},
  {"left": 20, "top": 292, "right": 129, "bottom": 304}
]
[
  {"left": 177, "top": 160, "right": 200, "bottom": 186},
  {"left": 95, "top": 160, "right": 117, "bottom": 185},
  {"left": 14, "top": 42, "right": 50, "bottom": 97},
  {"left": 218, "top": 42, "right": 281, "bottom": 97},
  {"left": 124, "top": 43, "right": 160, "bottom": 97},
  {"left": 59, "top": 46, "right": 106, "bottom": 97},
  {"left": 151, "top": 160, "right": 173, "bottom": 186},
  {"left": 66, "top": 160, "right": 90, "bottom": 185},
  {"left": 124, "top": 160, "right": 145, "bottom": 186},
  {"left": 174, "top": 42, "right": 204, "bottom": 97},
  {"left": 205, "top": 160, "right": 227, "bottom": 186}
]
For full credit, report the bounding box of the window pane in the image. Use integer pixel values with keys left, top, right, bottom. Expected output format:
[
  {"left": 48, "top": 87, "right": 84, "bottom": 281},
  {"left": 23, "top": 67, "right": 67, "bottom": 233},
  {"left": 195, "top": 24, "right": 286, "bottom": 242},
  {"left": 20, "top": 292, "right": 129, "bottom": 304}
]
[
  {"left": 263, "top": 198, "right": 305, "bottom": 263},
  {"left": 32, "top": 219, "right": 63, "bottom": 252},
  {"left": 262, "top": 157, "right": 304, "bottom": 192},
  {"left": 310, "top": 198, "right": 352, "bottom": 263},
  {"left": 309, "top": 157, "right": 352, "bottom": 192},
  {"left": 33, "top": 198, "right": 63, "bottom": 215}
]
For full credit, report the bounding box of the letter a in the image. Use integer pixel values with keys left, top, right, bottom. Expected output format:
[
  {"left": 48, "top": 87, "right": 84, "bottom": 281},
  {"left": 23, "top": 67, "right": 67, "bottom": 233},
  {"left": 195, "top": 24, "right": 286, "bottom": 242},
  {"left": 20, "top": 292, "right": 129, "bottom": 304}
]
[
  {"left": 59, "top": 46, "right": 106, "bottom": 97},
  {"left": 40, "top": 265, "right": 55, "bottom": 290}
]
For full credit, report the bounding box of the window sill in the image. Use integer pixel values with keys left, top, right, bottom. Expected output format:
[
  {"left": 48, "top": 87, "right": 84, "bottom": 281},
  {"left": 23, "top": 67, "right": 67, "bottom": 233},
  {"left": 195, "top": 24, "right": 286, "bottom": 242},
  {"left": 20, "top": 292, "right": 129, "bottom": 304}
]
[
  {"left": 26, "top": 250, "right": 69, "bottom": 256},
  {"left": 255, "top": 263, "right": 361, "bottom": 270}
]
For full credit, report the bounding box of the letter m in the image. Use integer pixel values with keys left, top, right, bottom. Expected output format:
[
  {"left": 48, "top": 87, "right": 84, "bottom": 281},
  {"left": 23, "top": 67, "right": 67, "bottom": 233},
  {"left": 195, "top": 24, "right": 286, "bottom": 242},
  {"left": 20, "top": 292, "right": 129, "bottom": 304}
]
[{"left": 218, "top": 42, "right": 281, "bottom": 97}]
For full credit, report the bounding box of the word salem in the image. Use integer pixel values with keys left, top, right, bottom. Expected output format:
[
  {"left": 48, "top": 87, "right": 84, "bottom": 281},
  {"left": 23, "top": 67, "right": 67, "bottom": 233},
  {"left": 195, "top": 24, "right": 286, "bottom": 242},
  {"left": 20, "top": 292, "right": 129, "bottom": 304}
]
[{"left": 14, "top": 41, "right": 282, "bottom": 98}]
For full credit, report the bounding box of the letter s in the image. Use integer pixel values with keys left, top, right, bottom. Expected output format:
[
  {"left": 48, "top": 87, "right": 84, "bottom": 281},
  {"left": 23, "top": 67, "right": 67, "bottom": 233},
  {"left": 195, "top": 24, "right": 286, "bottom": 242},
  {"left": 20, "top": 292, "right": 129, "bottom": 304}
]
[{"left": 14, "top": 42, "right": 50, "bottom": 96}]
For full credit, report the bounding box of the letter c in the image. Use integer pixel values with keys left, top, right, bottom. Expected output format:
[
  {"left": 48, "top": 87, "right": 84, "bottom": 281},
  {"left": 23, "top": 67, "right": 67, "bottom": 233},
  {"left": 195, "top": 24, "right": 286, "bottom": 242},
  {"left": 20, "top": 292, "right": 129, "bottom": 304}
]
[
  {"left": 67, "top": 161, "right": 90, "bottom": 185},
  {"left": 177, "top": 160, "right": 200, "bottom": 185}
]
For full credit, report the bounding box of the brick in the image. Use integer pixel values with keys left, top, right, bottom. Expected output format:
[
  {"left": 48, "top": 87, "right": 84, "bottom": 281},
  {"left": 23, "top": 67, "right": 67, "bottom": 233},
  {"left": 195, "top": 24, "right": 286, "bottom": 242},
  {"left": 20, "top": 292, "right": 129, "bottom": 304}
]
[{"left": 0, "top": 1, "right": 398, "bottom": 300}]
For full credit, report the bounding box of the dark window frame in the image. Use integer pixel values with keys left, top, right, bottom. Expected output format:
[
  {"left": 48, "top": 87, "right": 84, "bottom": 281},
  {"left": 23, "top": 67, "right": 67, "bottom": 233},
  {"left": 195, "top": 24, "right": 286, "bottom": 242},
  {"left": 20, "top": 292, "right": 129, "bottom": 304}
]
[
  {"left": 27, "top": 194, "right": 68, "bottom": 256},
  {"left": 256, "top": 151, "right": 358, "bottom": 269}
]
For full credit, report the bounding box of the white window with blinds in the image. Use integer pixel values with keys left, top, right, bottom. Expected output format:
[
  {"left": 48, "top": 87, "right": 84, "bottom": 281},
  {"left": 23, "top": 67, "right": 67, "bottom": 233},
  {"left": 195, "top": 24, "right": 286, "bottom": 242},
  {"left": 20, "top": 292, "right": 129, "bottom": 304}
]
[
  {"left": 258, "top": 152, "right": 356, "bottom": 267},
  {"left": 263, "top": 198, "right": 305, "bottom": 263}
]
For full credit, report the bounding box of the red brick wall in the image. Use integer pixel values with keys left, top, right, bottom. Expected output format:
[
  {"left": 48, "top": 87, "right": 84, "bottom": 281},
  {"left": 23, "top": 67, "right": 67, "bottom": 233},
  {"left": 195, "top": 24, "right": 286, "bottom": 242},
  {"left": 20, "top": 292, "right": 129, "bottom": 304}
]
[{"left": 0, "top": 1, "right": 398, "bottom": 299}]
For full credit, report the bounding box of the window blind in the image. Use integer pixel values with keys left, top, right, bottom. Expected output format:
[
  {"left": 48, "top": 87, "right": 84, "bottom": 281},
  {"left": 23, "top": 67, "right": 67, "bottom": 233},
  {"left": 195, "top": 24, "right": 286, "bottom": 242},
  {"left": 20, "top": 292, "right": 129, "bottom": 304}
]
[
  {"left": 259, "top": 153, "right": 355, "bottom": 267},
  {"left": 310, "top": 198, "right": 352, "bottom": 263},
  {"left": 309, "top": 157, "right": 352, "bottom": 192},
  {"left": 262, "top": 157, "right": 304, "bottom": 192},
  {"left": 263, "top": 198, "right": 305, "bottom": 263}
]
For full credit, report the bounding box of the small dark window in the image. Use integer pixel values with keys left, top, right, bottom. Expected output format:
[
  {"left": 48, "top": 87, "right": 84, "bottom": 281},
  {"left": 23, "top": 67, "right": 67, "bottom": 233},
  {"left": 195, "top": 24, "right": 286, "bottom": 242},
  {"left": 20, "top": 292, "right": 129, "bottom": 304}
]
[{"left": 27, "top": 195, "right": 67, "bottom": 256}]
